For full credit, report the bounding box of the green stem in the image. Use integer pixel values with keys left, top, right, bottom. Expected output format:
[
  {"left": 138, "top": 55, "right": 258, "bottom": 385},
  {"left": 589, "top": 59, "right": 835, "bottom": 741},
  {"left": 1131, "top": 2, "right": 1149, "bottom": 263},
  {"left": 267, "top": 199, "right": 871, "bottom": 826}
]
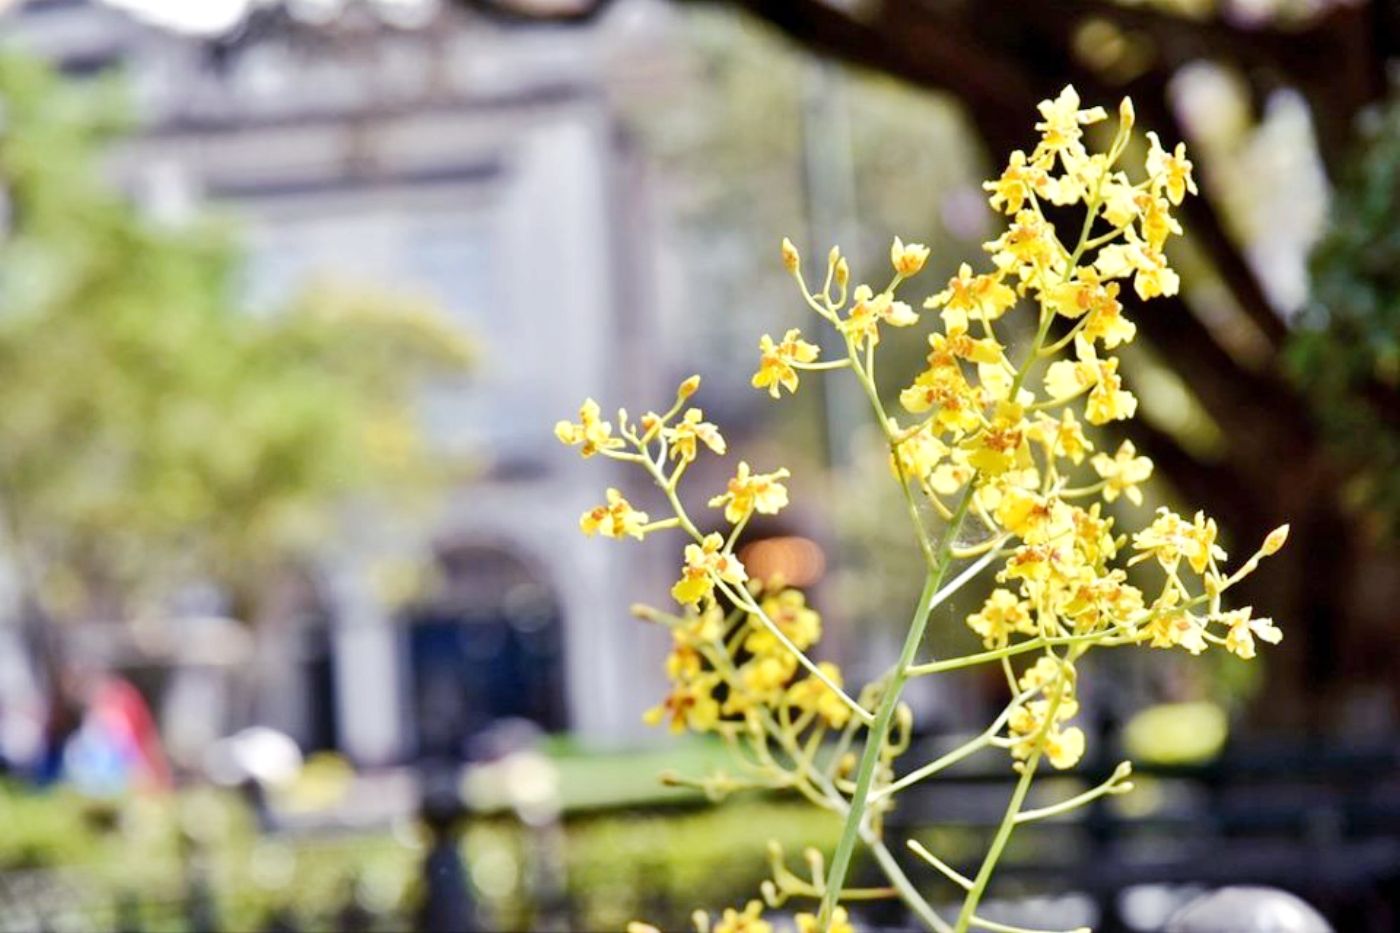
[
  {"left": 818, "top": 173, "right": 1111, "bottom": 931},
  {"left": 1009, "top": 307, "right": 1055, "bottom": 398},
  {"left": 719, "top": 579, "right": 873, "bottom": 725},
  {"left": 907, "top": 631, "right": 1105, "bottom": 676},
  {"left": 953, "top": 652, "right": 1077, "bottom": 933},
  {"left": 954, "top": 737, "right": 1044, "bottom": 930},
  {"left": 845, "top": 334, "right": 941, "bottom": 574},
  {"left": 872, "top": 684, "right": 1037, "bottom": 801},
  {"left": 817, "top": 489, "right": 973, "bottom": 928},
  {"left": 1014, "top": 762, "right": 1131, "bottom": 824},
  {"left": 867, "top": 837, "right": 954, "bottom": 933}
]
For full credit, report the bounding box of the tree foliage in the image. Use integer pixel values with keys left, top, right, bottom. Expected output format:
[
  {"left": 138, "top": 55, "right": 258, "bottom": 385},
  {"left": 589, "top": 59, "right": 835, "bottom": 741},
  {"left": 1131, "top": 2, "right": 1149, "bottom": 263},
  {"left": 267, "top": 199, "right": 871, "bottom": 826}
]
[
  {"left": 1289, "top": 93, "right": 1400, "bottom": 539},
  {"left": 0, "top": 54, "right": 472, "bottom": 624}
]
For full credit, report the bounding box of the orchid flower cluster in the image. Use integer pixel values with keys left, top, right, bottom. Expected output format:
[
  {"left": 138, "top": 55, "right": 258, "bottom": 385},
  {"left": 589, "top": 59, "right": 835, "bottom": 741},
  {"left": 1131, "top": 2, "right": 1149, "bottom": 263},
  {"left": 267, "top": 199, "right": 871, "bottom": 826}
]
[{"left": 556, "top": 87, "right": 1288, "bottom": 933}]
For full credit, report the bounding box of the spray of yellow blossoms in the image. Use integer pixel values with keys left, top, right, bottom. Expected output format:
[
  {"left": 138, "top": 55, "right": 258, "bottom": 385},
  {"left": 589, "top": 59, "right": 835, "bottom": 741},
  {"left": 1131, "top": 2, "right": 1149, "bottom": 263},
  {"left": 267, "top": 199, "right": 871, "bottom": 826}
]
[{"left": 559, "top": 86, "right": 1287, "bottom": 933}]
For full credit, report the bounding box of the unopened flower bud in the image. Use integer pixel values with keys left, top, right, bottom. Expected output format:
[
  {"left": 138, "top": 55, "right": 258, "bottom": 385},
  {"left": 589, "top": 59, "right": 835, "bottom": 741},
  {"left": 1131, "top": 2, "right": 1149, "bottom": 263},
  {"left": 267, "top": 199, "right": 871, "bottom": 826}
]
[
  {"left": 781, "top": 237, "right": 800, "bottom": 274},
  {"left": 1261, "top": 523, "right": 1289, "bottom": 556},
  {"left": 1118, "top": 97, "right": 1135, "bottom": 132},
  {"left": 835, "top": 257, "right": 849, "bottom": 288},
  {"left": 677, "top": 374, "right": 701, "bottom": 399}
]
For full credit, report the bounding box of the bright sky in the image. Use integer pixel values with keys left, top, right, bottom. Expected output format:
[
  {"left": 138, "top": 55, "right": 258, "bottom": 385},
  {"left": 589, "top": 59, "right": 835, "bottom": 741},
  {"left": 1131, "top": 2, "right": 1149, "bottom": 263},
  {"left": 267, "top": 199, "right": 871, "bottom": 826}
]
[
  {"left": 93, "top": 0, "right": 428, "bottom": 35},
  {"left": 102, "top": 0, "right": 263, "bottom": 33}
]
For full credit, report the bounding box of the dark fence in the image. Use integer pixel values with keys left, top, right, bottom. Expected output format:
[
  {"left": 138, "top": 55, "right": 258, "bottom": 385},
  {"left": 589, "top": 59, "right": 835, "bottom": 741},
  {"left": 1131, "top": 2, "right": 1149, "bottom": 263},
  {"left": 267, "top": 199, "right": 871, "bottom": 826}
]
[
  {"left": 3, "top": 739, "right": 1397, "bottom": 932},
  {"left": 862, "top": 737, "right": 1400, "bottom": 932}
]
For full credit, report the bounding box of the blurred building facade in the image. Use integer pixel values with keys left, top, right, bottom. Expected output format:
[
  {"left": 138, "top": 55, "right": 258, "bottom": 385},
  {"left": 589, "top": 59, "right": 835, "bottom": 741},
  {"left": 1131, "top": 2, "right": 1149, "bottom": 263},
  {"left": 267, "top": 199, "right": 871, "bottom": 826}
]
[{"left": 4, "top": 0, "right": 683, "bottom": 764}]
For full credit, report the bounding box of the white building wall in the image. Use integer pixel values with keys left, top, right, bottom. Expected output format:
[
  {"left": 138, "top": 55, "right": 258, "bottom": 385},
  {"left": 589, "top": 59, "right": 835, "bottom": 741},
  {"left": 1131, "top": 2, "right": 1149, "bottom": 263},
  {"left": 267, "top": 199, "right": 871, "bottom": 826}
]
[
  {"left": 179, "top": 92, "right": 673, "bottom": 752},
  {"left": 7, "top": 0, "right": 681, "bottom": 756}
]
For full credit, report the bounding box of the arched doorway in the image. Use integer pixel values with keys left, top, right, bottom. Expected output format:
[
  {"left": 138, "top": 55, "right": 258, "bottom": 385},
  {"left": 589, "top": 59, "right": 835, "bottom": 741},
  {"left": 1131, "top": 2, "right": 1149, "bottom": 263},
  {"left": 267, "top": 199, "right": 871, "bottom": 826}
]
[{"left": 404, "top": 541, "right": 567, "bottom": 761}]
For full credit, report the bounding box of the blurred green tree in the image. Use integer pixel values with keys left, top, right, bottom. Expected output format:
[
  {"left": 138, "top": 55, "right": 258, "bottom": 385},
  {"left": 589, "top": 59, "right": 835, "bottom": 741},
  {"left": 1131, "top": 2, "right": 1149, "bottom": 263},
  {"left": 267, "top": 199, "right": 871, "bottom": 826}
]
[
  {"left": 0, "top": 54, "right": 472, "bottom": 628},
  {"left": 1289, "top": 96, "right": 1400, "bottom": 539}
]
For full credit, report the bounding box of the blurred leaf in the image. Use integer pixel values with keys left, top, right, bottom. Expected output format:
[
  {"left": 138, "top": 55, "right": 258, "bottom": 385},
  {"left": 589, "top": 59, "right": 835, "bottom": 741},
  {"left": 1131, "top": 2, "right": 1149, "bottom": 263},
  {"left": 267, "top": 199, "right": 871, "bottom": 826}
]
[
  {"left": 1287, "top": 92, "right": 1400, "bottom": 540},
  {"left": 0, "top": 53, "right": 473, "bottom": 624},
  {"left": 1122, "top": 701, "right": 1228, "bottom": 766}
]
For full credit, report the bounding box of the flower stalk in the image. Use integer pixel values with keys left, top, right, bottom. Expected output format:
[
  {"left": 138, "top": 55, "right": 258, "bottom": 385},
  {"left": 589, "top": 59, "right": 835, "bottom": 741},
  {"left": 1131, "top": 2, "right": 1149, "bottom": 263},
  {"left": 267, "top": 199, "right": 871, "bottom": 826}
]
[{"left": 562, "top": 86, "right": 1286, "bottom": 933}]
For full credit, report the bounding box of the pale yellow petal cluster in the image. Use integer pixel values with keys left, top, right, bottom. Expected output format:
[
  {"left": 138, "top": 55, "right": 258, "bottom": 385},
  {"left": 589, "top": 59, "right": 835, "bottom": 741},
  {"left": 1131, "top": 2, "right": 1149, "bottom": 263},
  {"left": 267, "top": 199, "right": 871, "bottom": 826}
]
[
  {"left": 752, "top": 329, "right": 819, "bottom": 398},
  {"left": 558, "top": 85, "right": 1289, "bottom": 933}
]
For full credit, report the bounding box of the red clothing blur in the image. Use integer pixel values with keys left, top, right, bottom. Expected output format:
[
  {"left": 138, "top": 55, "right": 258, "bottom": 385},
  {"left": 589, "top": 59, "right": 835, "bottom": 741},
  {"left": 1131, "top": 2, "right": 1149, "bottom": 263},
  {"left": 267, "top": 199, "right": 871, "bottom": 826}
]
[{"left": 89, "top": 677, "right": 172, "bottom": 791}]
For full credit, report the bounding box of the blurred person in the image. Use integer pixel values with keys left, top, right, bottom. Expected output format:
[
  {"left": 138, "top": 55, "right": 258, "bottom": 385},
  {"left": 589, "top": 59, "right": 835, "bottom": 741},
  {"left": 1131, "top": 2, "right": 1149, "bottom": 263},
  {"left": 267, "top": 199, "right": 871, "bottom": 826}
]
[{"left": 62, "top": 668, "right": 172, "bottom": 795}]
